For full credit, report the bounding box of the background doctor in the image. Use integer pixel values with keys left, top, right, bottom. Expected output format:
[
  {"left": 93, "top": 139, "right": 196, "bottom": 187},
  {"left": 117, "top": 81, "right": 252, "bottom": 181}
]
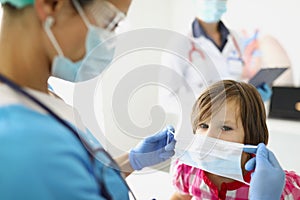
[{"left": 158, "top": 0, "right": 294, "bottom": 115}]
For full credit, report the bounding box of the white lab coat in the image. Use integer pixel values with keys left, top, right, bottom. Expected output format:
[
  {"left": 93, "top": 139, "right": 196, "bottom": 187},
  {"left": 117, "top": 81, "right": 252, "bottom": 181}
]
[
  {"left": 157, "top": 30, "right": 244, "bottom": 129},
  {"left": 158, "top": 29, "right": 294, "bottom": 131},
  {"left": 191, "top": 31, "right": 245, "bottom": 81}
]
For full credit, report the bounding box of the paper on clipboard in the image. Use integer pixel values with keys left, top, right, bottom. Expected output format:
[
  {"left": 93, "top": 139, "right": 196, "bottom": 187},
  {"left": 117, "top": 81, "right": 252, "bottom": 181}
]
[{"left": 248, "top": 67, "right": 288, "bottom": 87}]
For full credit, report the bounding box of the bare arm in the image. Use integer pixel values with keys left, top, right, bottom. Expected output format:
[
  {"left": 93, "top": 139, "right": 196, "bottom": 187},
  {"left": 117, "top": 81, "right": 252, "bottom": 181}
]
[{"left": 114, "top": 153, "right": 134, "bottom": 177}]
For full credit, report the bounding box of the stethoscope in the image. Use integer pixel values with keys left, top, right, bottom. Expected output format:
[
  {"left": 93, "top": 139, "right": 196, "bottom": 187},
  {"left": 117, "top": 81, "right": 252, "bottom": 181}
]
[
  {"left": 182, "top": 34, "right": 246, "bottom": 90},
  {"left": 188, "top": 41, "right": 206, "bottom": 61},
  {"left": 188, "top": 34, "right": 245, "bottom": 65},
  {"left": 226, "top": 34, "right": 245, "bottom": 66},
  {"left": 0, "top": 74, "right": 136, "bottom": 200}
]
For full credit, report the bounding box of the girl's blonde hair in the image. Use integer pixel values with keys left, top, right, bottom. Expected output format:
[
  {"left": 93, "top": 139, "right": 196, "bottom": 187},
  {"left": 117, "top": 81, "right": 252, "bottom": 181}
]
[{"left": 191, "top": 80, "right": 268, "bottom": 145}]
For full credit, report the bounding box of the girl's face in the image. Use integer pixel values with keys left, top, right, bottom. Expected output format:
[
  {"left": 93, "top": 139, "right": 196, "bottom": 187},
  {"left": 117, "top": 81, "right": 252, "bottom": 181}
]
[
  {"left": 196, "top": 99, "right": 244, "bottom": 143},
  {"left": 196, "top": 99, "right": 250, "bottom": 183}
]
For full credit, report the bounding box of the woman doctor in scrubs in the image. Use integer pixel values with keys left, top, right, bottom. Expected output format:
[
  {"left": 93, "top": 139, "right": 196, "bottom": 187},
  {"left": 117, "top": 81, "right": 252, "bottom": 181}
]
[
  {"left": 0, "top": 0, "right": 177, "bottom": 199},
  {"left": 0, "top": 0, "right": 285, "bottom": 199}
]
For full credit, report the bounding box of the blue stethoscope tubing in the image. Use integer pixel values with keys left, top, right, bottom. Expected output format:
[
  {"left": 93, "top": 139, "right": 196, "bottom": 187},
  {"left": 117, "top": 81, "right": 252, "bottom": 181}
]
[{"left": 0, "top": 74, "right": 136, "bottom": 200}]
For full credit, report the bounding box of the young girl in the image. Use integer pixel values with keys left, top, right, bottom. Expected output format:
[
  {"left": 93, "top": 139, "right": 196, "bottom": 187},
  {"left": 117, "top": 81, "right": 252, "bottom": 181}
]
[{"left": 171, "top": 80, "right": 300, "bottom": 200}]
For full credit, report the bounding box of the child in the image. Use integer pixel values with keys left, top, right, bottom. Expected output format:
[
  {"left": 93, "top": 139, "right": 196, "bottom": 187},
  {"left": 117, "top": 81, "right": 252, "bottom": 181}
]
[{"left": 171, "top": 80, "right": 300, "bottom": 200}]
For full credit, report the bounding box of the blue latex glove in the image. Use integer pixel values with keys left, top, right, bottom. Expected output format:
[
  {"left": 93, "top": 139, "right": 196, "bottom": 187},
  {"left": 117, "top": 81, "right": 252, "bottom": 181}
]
[
  {"left": 257, "top": 83, "right": 272, "bottom": 102},
  {"left": 244, "top": 143, "right": 285, "bottom": 200},
  {"left": 129, "top": 125, "right": 176, "bottom": 170}
]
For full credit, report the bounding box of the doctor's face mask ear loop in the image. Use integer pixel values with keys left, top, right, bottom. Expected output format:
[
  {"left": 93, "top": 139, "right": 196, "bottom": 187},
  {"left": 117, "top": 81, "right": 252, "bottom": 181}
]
[
  {"left": 44, "top": 0, "right": 117, "bottom": 82},
  {"left": 45, "top": 16, "right": 136, "bottom": 195},
  {"left": 44, "top": 17, "right": 64, "bottom": 57},
  {"left": 44, "top": 15, "right": 84, "bottom": 81},
  {"left": 0, "top": 74, "right": 137, "bottom": 200},
  {"left": 66, "top": 0, "right": 117, "bottom": 82}
]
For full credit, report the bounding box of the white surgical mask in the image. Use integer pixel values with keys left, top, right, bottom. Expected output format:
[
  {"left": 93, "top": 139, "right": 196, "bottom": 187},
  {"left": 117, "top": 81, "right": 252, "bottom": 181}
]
[
  {"left": 50, "top": 25, "right": 115, "bottom": 82},
  {"left": 75, "top": 26, "right": 116, "bottom": 82},
  {"left": 195, "top": 0, "right": 227, "bottom": 23},
  {"left": 45, "top": 0, "right": 117, "bottom": 82},
  {"left": 175, "top": 134, "right": 257, "bottom": 184}
]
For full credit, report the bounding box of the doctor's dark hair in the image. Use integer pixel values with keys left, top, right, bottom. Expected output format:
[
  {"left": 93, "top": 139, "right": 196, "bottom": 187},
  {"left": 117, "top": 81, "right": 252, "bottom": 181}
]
[{"left": 191, "top": 80, "right": 268, "bottom": 145}]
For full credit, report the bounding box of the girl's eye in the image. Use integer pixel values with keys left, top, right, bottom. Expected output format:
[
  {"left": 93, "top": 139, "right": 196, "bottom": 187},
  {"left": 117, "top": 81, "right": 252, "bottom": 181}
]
[
  {"left": 221, "top": 126, "right": 233, "bottom": 131},
  {"left": 199, "top": 123, "right": 209, "bottom": 129}
]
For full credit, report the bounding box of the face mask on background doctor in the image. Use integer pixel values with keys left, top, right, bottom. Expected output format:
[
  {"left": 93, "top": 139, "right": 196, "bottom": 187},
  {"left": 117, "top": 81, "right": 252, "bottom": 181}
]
[
  {"left": 194, "top": 0, "right": 228, "bottom": 23},
  {"left": 47, "top": 0, "right": 130, "bottom": 82}
]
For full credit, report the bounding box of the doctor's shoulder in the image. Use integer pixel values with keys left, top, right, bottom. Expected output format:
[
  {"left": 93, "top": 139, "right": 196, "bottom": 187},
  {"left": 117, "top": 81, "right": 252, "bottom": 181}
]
[{"left": 0, "top": 104, "right": 101, "bottom": 200}]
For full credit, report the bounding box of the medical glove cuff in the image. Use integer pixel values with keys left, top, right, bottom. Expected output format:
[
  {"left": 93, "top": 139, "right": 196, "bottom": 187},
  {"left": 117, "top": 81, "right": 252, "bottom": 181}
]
[
  {"left": 257, "top": 83, "right": 272, "bottom": 102},
  {"left": 249, "top": 143, "right": 286, "bottom": 200},
  {"left": 129, "top": 125, "right": 176, "bottom": 171},
  {"left": 129, "top": 150, "right": 143, "bottom": 171}
]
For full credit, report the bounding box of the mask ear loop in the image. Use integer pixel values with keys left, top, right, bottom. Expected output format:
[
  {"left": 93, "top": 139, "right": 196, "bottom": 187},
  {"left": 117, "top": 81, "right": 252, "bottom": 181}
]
[
  {"left": 72, "top": 0, "right": 92, "bottom": 28},
  {"left": 44, "top": 16, "right": 64, "bottom": 56}
]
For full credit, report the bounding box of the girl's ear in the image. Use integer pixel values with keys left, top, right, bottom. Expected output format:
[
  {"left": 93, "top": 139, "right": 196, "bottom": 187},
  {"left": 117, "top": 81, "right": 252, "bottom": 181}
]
[{"left": 34, "top": 0, "right": 64, "bottom": 22}]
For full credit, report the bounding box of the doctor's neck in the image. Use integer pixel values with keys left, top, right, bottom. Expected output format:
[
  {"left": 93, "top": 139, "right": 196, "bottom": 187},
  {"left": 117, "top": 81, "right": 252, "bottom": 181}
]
[
  {"left": 197, "top": 19, "right": 222, "bottom": 47},
  {"left": 0, "top": 6, "right": 50, "bottom": 93}
]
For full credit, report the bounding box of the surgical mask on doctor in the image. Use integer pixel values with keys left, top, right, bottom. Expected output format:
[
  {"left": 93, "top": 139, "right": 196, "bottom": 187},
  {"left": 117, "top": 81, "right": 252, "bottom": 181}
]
[
  {"left": 175, "top": 134, "right": 257, "bottom": 184},
  {"left": 44, "top": 0, "right": 125, "bottom": 82},
  {"left": 194, "top": 0, "right": 227, "bottom": 23}
]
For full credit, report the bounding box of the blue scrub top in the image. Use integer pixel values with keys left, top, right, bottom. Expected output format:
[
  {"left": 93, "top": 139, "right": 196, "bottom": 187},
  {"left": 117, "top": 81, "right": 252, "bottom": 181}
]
[{"left": 0, "top": 104, "right": 129, "bottom": 200}]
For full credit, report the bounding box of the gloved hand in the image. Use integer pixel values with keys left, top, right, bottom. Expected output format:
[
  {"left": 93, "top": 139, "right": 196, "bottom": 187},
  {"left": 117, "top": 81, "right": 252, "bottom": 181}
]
[
  {"left": 257, "top": 83, "right": 272, "bottom": 102},
  {"left": 244, "top": 143, "right": 285, "bottom": 200},
  {"left": 129, "top": 125, "right": 176, "bottom": 170}
]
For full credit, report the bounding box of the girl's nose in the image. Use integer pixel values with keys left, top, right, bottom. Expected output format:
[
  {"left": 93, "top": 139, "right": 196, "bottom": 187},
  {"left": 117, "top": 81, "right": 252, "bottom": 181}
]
[{"left": 206, "top": 128, "right": 220, "bottom": 139}]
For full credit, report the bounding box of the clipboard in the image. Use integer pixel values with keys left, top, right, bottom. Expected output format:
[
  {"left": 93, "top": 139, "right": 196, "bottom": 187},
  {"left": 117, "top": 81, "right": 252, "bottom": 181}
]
[{"left": 248, "top": 67, "right": 288, "bottom": 87}]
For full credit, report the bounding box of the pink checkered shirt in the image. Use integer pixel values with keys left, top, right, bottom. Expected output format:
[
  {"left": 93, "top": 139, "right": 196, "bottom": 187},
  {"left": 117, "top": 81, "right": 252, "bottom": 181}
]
[{"left": 172, "top": 160, "right": 300, "bottom": 200}]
